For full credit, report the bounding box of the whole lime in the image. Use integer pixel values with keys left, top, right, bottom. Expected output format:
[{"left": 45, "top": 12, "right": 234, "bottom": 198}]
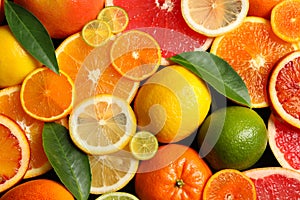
[{"left": 198, "top": 106, "right": 267, "bottom": 170}]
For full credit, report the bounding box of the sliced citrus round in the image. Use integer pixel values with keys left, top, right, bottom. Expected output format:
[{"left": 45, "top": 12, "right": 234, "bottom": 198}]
[
  {"left": 244, "top": 167, "right": 300, "bottom": 199},
  {"left": 203, "top": 169, "right": 257, "bottom": 200},
  {"left": 271, "top": 0, "right": 300, "bottom": 43},
  {"left": 55, "top": 32, "right": 94, "bottom": 82},
  {"left": 0, "top": 114, "right": 30, "bottom": 193},
  {"left": 269, "top": 51, "right": 300, "bottom": 129},
  {"left": 211, "top": 16, "right": 298, "bottom": 108},
  {"left": 97, "top": 6, "right": 129, "bottom": 34},
  {"left": 82, "top": 19, "right": 112, "bottom": 47},
  {"left": 129, "top": 131, "right": 158, "bottom": 160},
  {"left": 181, "top": 0, "right": 249, "bottom": 37},
  {"left": 20, "top": 67, "right": 74, "bottom": 122},
  {"left": 268, "top": 114, "right": 300, "bottom": 172},
  {"left": 110, "top": 30, "right": 161, "bottom": 81},
  {"left": 69, "top": 94, "right": 137, "bottom": 155},
  {"left": 0, "top": 86, "right": 51, "bottom": 179},
  {"left": 74, "top": 39, "right": 139, "bottom": 105},
  {"left": 95, "top": 192, "right": 139, "bottom": 200},
  {"left": 89, "top": 147, "right": 139, "bottom": 194}
]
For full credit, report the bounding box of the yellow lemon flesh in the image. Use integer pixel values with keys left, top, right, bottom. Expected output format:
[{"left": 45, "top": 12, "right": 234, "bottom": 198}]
[
  {"left": 0, "top": 26, "right": 40, "bottom": 88},
  {"left": 134, "top": 65, "right": 211, "bottom": 143}
]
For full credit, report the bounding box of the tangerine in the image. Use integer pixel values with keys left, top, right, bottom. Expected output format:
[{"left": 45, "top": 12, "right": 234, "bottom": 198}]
[{"left": 248, "top": 0, "right": 283, "bottom": 19}]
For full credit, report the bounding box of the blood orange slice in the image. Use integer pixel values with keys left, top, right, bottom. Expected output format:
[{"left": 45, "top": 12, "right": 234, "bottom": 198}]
[
  {"left": 105, "top": 0, "right": 212, "bottom": 61},
  {"left": 268, "top": 114, "right": 300, "bottom": 172},
  {"left": 244, "top": 167, "right": 300, "bottom": 200}
]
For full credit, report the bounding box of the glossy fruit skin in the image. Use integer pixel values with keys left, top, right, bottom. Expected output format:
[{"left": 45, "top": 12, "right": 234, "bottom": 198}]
[
  {"left": 135, "top": 144, "right": 212, "bottom": 200},
  {"left": 14, "top": 0, "right": 105, "bottom": 38},
  {"left": 248, "top": 0, "right": 284, "bottom": 19},
  {"left": 198, "top": 106, "right": 268, "bottom": 170}
]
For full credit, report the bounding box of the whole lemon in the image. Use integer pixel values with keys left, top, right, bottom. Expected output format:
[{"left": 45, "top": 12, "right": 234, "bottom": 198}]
[
  {"left": 198, "top": 106, "right": 268, "bottom": 170},
  {"left": 134, "top": 65, "right": 211, "bottom": 143},
  {"left": 0, "top": 26, "right": 40, "bottom": 88}
]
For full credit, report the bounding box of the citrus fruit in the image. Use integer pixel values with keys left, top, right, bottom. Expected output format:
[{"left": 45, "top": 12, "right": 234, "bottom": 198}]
[
  {"left": 244, "top": 167, "right": 300, "bottom": 199},
  {"left": 129, "top": 131, "right": 158, "bottom": 160},
  {"left": 82, "top": 20, "right": 112, "bottom": 47},
  {"left": 210, "top": 17, "right": 297, "bottom": 108},
  {"left": 134, "top": 65, "right": 211, "bottom": 143},
  {"left": 0, "top": 86, "right": 51, "bottom": 179},
  {"left": 55, "top": 32, "right": 94, "bottom": 82},
  {"left": 105, "top": 0, "right": 212, "bottom": 60},
  {"left": 74, "top": 39, "right": 139, "bottom": 105},
  {"left": 110, "top": 30, "right": 161, "bottom": 81},
  {"left": 268, "top": 114, "right": 300, "bottom": 172},
  {"left": 69, "top": 94, "right": 137, "bottom": 155},
  {"left": 0, "top": 114, "right": 30, "bottom": 193},
  {"left": 270, "top": 0, "right": 300, "bottom": 43},
  {"left": 20, "top": 67, "right": 74, "bottom": 122},
  {"left": 181, "top": 0, "right": 249, "bottom": 37},
  {"left": 248, "top": 0, "right": 283, "bottom": 19},
  {"left": 203, "top": 169, "right": 257, "bottom": 200},
  {"left": 135, "top": 144, "right": 212, "bottom": 200},
  {"left": 95, "top": 192, "right": 139, "bottom": 200},
  {"left": 89, "top": 147, "right": 139, "bottom": 194},
  {"left": 14, "top": 0, "right": 105, "bottom": 38},
  {"left": 198, "top": 106, "right": 268, "bottom": 170},
  {"left": 97, "top": 6, "right": 129, "bottom": 34},
  {"left": 268, "top": 51, "right": 300, "bottom": 129},
  {"left": 0, "top": 179, "right": 74, "bottom": 200},
  {"left": 0, "top": 25, "right": 40, "bottom": 88}
]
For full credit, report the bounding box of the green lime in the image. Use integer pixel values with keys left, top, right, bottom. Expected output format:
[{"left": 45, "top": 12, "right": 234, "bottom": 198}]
[
  {"left": 129, "top": 131, "right": 159, "bottom": 160},
  {"left": 95, "top": 192, "right": 139, "bottom": 200},
  {"left": 198, "top": 106, "right": 268, "bottom": 170}
]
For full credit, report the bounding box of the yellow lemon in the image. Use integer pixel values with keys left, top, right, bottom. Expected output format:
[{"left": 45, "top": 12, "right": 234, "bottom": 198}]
[
  {"left": 0, "top": 25, "right": 40, "bottom": 88},
  {"left": 134, "top": 65, "right": 211, "bottom": 143}
]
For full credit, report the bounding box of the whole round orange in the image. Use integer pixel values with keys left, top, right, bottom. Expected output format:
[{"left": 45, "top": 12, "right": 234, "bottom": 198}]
[
  {"left": 0, "top": 179, "right": 74, "bottom": 200},
  {"left": 135, "top": 144, "right": 212, "bottom": 200},
  {"left": 14, "top": 0, "right": 105, "bottom": 38},
  {"left": 248, "top": 0, "right": 284, "bottom": 19}
]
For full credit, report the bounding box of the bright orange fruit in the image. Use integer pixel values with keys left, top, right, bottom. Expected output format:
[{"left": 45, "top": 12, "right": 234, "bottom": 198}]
[{"left": 248, "top": 0, "right": 284, "bottom": 19}]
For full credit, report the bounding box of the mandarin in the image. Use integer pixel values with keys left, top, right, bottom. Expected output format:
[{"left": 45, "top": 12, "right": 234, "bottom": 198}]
[{"left": 248, "top": 0, "right": 283, "bottom": 19}]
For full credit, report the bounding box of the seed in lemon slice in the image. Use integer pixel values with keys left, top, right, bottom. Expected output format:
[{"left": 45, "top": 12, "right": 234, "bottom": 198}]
[
  {"left": 97, "top": 6, "right": 129, "bottom": 34},
  {"left": 69, "top": 94, "right": 137, "bottom": 155},
  {"left": 129, "top": 131, "right": 158, "bottom": 160},
  {"left": 181, "top": 0, "right": 249, "bottom": 37},
  {"left": 95, "top": 192, "right": 139, "bottom": 200},
  {"left": 82, "top": 19, "right": 112, "bottom": 47},
  {"left": 89, "top": 148, "right": 139, "bottom": 194}
]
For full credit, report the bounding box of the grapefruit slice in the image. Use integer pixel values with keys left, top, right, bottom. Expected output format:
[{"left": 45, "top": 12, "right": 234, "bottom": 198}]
[
  {"left": 244, "top": 167, "right": 300, "bottom": 200},
  {"left": 268, "top": 114, "right": 300, "bottom": 172},
  {"left": 105, "top": 0, "right": 212, "bottom": 61}
]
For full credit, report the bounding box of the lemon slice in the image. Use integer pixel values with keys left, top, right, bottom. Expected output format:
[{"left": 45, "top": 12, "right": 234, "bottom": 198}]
[
  {"left": 95, "top": 192, "right": 139, "bottom": 200},
  {"left": 69, "top": 94, "right": 137, "bottom": 155},
  {"left": 129, "top": 131, "right": 158, "bottom": 160},
  {"left": 82, "top": 19, "right": 112, "bottom": 47},
  {"left": 97, "top": 6, "right": 129, "bottom": 34}
]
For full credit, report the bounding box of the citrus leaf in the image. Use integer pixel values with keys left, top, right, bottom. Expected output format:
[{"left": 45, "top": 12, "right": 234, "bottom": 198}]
[
  {"left": 170, "top": 51, "right": 251, "bottom": 107},
  {"left": 4, "top": 0, "right": 59, "bottom": 73},
  {"left": 43, "top": 122, "right": 91, "bottom": 200}
]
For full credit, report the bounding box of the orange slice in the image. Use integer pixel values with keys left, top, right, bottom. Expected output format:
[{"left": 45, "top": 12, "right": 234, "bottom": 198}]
[
  {"left": 203, "top": 169, "right": 257, "bottom": 200},
  {"left": 269, "top": 51, "right": 300, "bottom": 129},
  {"left": 271, "top": 0, "right": 300, "bottom": 43},
  {"left": 0, "top": 114, "right": 30, "bottom": 193},
  {"left": 110, "top": 30, "right": 161, "bottom": 81},
  {"left": 0, "top": 86, "right": 52, "bottom": 179},
  {"left": 20, "top": 67, "right": 74, "bottom": 122},
  {"left": 211, "top": 16, "right": 297, "bottom": 108}
]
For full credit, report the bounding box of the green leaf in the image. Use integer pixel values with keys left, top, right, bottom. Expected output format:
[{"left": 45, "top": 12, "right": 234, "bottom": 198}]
[
  {"left": 43, "top": 123, "right": 91, "bottom": 200},
  {"left": 170, "top": 51, "right": 251, "bottom": 107},
  {"left": 4, "top": 0, "right": 59, "bottom": 73}
]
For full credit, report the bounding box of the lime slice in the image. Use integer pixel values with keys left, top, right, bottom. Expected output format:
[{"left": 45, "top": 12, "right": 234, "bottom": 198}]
[
  {"left": 97, "top": 6, "right": 129, "bottom": 34},
  {"left": 129, "top": 131, "right": 159, "bottom": 160},
  {"left": 95, "top": 192, "right": 139, "bottom": 200},
  {"left": 82, "top": 19, "right": 112, "bottom": 47}
]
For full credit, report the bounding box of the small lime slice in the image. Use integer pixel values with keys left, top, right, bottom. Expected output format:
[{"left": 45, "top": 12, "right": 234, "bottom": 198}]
[
  {"left": 97, "top": 6, "right": 129, "bottom": 34},
  {"left": 82, "top": 19, "right": 112, "bottom": 47},
  {"left": 95, "top": 192, "right": 139, "bottom": 200},
  {"left": 129, "top": 131, "right": 159, "bottom": 160}
]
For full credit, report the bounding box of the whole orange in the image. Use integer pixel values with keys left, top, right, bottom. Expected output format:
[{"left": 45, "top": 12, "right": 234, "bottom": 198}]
[
  {"left": 14, "top": 0, "right": 105, "bottom": 38},
  {"left": 248, "top": 0, "right": 283, "bottom": 19},
  {"left": 135, "top": 144, "right": 212, "bottom": 200}
]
